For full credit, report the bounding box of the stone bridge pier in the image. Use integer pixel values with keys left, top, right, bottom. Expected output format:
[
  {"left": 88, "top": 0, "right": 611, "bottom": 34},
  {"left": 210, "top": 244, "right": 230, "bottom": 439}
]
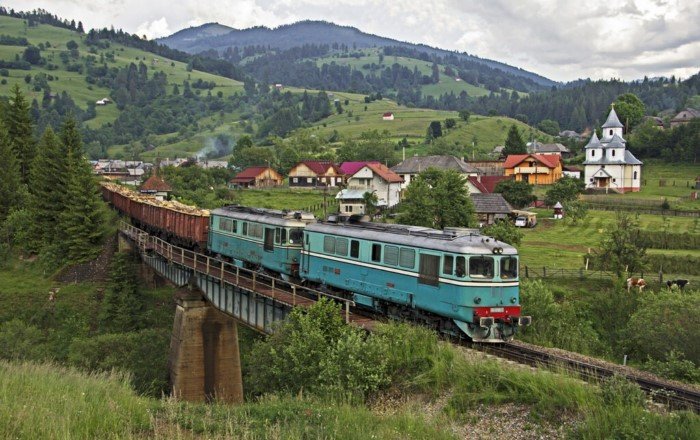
[{"left": 169, "top": 282, "right": 244, "bottom": 404}]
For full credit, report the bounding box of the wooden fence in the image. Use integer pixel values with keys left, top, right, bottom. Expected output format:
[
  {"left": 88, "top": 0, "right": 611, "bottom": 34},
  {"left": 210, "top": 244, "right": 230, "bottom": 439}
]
[
  {"left": 582, "top": 203, "right": 700, "bottom": 217},
  {"left": 521, "top": 265, "right": 698, "bottom": 285}
]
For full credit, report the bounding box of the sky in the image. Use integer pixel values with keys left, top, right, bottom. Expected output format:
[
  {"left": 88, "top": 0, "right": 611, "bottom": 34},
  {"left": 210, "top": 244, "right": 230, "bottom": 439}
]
[{"left": 5, "top": 0, "right": 699, "bottom": 82}]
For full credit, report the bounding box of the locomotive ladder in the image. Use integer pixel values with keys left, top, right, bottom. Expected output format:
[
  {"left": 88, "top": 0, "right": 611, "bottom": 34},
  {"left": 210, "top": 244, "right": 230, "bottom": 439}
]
[{"left": 119, "top": 222, "right": 377, "bottom": 334}]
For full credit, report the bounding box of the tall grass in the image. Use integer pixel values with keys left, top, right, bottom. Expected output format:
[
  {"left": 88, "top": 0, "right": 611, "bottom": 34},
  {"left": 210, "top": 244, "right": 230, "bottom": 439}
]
[{"left": 0, "top": 361, "right": 155, "bottom": 439}]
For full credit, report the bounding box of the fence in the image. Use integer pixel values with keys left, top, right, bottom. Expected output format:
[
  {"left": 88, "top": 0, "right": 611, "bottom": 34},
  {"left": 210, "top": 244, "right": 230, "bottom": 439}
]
[
  {"left": 582, "top": 203, "right": 700, "bottom": 217},
  {"left": 521, "top": 265, "right": 698, "bottom": 285}
]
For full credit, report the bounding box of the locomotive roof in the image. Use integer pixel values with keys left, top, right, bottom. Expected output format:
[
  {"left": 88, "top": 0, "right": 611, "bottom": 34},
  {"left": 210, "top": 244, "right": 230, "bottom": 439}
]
[
  {"left": 212, "top": 205, "right": 316, "bottom": 228},
  {"left": 306, "top": 221, "right": 517, "bottom": 255}
]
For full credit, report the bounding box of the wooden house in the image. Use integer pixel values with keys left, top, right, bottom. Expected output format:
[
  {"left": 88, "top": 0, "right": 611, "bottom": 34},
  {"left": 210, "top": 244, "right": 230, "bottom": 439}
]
[
  {"left": 503, "top": 154, "right": 562, "bottom": 185},
  {"left": 288, "top": 161, "right": 343, "bottom": 188},
  {"left": 229, "top": 166, "right": 283, "bottom": 189}
]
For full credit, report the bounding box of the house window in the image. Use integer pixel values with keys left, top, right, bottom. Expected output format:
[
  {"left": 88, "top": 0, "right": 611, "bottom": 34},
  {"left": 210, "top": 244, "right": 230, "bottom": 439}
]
[
  {"left": 443, "top": 255, "right": 454, "bottom": 275},
  {"left": 399, "top": 248, "right": 415, "bottom": 269},
  {"left": 634, "top": 171, "right": 638, "bottom": 179},
  {"left": 292, "top": 177, "right": 298, "bottom": 183},
  {"left": 345, "top": 205, "right": 353, "bottom": 213},
  {"left": 371, "top": 244, "right": 382, "bottom": 262},
  {"left": 307, "top": 177, "right": 313, "bottom": 183},
  {"left": 350, "top": 240, "right": 360, "bottom": 258},
  {"left": 384, "top": 246, "right": 399, "bottom": 265}
]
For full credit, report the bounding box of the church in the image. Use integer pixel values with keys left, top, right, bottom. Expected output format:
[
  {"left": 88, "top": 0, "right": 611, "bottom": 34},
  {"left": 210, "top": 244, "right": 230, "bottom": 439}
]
[{"left": 583, "top": 106, "right": 642, "bottom": 193}]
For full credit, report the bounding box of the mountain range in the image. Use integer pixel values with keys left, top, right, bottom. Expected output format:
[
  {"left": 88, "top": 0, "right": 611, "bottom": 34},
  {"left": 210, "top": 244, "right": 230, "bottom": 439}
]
[{"left": 157, "top": 20, "right": 556, "bottom": 89}]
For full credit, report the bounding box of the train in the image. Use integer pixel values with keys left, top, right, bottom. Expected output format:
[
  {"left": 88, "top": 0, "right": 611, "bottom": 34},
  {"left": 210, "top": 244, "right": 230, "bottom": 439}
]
[{"left": 101, "top": 182, "right": 530, "bottom": 342}]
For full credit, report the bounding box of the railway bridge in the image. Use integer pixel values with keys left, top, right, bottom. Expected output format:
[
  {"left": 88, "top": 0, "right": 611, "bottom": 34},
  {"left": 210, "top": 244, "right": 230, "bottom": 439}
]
[{"left": 118, "top": 222, "right": 376, "bottom": 403}]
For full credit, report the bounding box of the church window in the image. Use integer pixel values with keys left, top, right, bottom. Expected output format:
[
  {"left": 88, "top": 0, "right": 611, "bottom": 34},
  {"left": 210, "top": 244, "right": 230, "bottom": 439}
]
[
  {"left": 612, "top": 150, "right": 616, "bottom": 157},
  {"left": 591, "top": 150, "right": 595, "bottom": 157},
  {"left": 609, "top": 129, "right": 613, "bottom": 135}
]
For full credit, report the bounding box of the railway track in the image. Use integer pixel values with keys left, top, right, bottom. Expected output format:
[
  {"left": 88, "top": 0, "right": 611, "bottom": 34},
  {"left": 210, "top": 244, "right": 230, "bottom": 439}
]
[{"left": 468, "top": 340, "right": 700, "bottom": 413}]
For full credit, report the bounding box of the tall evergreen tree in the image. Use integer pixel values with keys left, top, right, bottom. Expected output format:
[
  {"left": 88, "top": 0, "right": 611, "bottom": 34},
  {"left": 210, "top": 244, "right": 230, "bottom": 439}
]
[
  {"left": 503, "top": 124, "right": 527, "bottom": 155},
  {"left": 4, "top": 85, "right": 35, "bottom": 184},
  {"left": 27, "top": 128, "right": 67, "bottom": 252},
  {"left": 0, "top": 121, "right": 22, "bottom": 222},
  {"left": 59, "top": 146, "right": 106, "bottom": 263},
  {"left": 99, "top": 251, "right": 145, "bottom": 333}
]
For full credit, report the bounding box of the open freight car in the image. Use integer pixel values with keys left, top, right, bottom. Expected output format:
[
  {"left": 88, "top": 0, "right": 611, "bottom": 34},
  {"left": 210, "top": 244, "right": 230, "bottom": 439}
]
[{"left": 101, "top": 182, "right": 210, "bottom": 250}]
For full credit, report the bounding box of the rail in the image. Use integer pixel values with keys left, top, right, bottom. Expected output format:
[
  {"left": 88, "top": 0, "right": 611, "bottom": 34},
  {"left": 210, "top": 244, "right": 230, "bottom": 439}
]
[
  {"left": 469, "top": 341, "right": 700, "bottom": 413},
  {"left": 120, "top": 222, "right": 359, "bottom": 324}
]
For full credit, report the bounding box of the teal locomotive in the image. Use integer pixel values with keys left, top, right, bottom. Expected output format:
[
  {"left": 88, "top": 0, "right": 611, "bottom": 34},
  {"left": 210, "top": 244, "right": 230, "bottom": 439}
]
[{"left": 208, "top": 207, "right": 529, "bottom": 342}]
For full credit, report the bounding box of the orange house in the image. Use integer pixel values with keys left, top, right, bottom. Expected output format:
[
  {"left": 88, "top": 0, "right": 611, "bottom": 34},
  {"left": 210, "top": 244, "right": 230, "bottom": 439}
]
[{"left": 503, "top": 154, "right": 562, "bottom": 185}]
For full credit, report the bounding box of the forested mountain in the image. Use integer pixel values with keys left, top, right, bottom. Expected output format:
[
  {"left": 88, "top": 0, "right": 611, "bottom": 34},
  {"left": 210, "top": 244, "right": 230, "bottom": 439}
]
[{"left": 158, "top": 20, "right": 556, "bottom": 89}]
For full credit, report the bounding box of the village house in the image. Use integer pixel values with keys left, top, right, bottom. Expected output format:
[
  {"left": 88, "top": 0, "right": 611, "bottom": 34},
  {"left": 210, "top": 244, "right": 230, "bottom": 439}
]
[
  {"left": 670, "top": 108, "right": 699, "bottom": 128},
  {"left": 140, "top": 174, "right": 172, "bottom": 201},
  {"left": 287, "top": 161, "right": 343, "bottom": 188},
  {"left": 229, "top": 166, "right": 283, "bottom": 189},
  {"left": 583, "top": 107, "right": 642, "bottom": 193},
  {"left": 196, "top": 160, "right": 229, "bottom": 169},
  {"left": 562, "top": 165, "right": 582, "bottom": 179},
  {"left": 391, "top": 155, "right": 480, "bottom": 190},
  {"left": 466, "top": 175, "right": 512, "bottom": 194},
  {"left": 528, "top": 141, "right": 572, "bottom": 159},
  {"left": 338, "top": 161, "right": 379, "bottom": 184},
  {"left": 503, "top": 153, "right": 562, "bottom": 185},
  {"left": 643, "top": 115, "right": 665, "bottom": 129},
  {"left": 470, "top": 193, "right": 513, "bottom": 226},
  {"left": 336, "top": 163, "right": 403, "bottom": 213},
  {"left": 382, "top": 112, "right": 394, "bottom": 121}
]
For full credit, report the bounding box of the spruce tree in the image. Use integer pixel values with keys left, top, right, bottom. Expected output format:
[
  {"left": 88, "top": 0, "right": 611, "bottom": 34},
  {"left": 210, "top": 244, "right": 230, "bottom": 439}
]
[
  {"left": 503, "top": 124, "right": 527, "bottom": 155},
  {"left": 27, "top": 128, "right": 68, "bottom": 253},
  {"left": 99, "top": 252, "right": 145, "bottom": 333},
  {"left": 4, "top": 85, "right": 35, "bottom": 184},
  {"left": 59, "top": 146, "right": 106, "bottom": 263},
  {"left": 0, "top": 121, "right": 22, "bottom": 222}
]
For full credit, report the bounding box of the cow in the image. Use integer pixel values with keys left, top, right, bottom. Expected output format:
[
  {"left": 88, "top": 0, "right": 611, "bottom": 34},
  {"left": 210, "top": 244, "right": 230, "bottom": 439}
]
[
  {"left": 666, "top": 279, "right": 690, "bottom": 291},
  {"left": 626, "top": 277, "right": 647, "bottom": 293}
]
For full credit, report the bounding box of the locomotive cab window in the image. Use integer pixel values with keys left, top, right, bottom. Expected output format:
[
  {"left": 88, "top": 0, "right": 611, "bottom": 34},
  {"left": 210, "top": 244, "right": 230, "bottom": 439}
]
[
  {"left": 443, "top": 255, "right": 453, "bottom": 275},
  {"left": 350, "top": 240, "right": 360, "bottom": 258},
  {"left": 500, "top": 256, "right": 518, "bottom": 279},
  {"left": 418, "top": 254, "right": 440, "bottom": 286},
  {"left": 456, "top": 256, "right": 466, "bottom": 277},
  {"left": 384, "top": 246, "right": 399, "bottom": 266},
  {"left": 371, "top": 244, "right": 382, "bottom": 262},
  {"left": 289, "top": 228, "right": 303, "bottom": 245},
  {"left": 469, "top": 256, "right": 494, "bottom": 278}
]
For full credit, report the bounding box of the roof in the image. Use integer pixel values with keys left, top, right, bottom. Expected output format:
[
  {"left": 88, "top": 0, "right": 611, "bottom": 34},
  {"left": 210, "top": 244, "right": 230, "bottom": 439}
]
[
  {"left": 583, "top": 150, "right": 643, "bottom": 166},
  {"left": 671, "top": 108, "right": 700, "bottom": 121},
  {"left": 298, "top": 161, "right": 340, "bottom": 176},
  {"left": 140, "top": 175, "right": 172, "bottom": 192},
  {"left": 360, "top": 162, "right": 403, "bottom": 183},
  {"left": 382, "top": 112, "right": 394, "bottom": 117},
  {"left": 391, "top": 155, "right": 480, "bottom": 174},
  {"left": 563, "top": 165, "right": 582, "bottom": 172},
  {"left": 467, "top": 175, "right": 511, "bottom": 194},
  {"left": 231, "top": 166, "right": 274, "bottom": 183},
  {"left": 530, "top": 142, "right": 570, "bottom": 154},
  {"left": 503, "top": 154, "right": 560, "bottom": 169},
  {"left": 584, "top": 131, "right": 601, "bottom": 149},
  {"left": 470, "top": 193, "right": 513, "bottom": 214},
  {"left": 339, "top": 161, "right": 380, "bottom": 175},
  {"left": 605, "top": 133, "right": 626, "bottom": 148},
  {"left": 336, "top": 189, "right": 371, "bottom": 200},
  {"left": 602, "top": 107, "right": 624, "bottom": 128}
]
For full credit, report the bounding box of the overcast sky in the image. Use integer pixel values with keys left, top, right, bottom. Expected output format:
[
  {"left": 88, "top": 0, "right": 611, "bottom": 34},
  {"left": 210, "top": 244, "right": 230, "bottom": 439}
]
[{"left": 6, "top": 0, "right": 699, "bottom": 82}]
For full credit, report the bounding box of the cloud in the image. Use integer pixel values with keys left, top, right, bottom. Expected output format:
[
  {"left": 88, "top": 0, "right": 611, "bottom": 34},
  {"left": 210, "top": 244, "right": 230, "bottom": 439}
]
[
  {"left": 3, "top": 0, "right": 698, "bottom": 82},
  {"left": 135, "top": 17, "right": 171, "bottom": 39}
]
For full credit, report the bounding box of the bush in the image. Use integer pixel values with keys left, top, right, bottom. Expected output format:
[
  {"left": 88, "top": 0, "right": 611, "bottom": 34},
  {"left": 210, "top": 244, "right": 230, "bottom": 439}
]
[
  {"left": 482, "top": 220, "right": 523, "bottom": 247},
  {"left": 643, "top": 350, "right": 700, "bottom": 384},
  {"left": 599, "top": 374, "right": 646, "bottom": 407},
  {"left": 0, "top": 319, "right": 47, "bottom": 361}
]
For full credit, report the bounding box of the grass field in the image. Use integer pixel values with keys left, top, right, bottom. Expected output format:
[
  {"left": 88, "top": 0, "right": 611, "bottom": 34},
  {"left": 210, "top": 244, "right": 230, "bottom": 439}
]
[
  {"left": 0, "top": 16, "right": 243, "bottom": 128},
  {"left": 519, "top": 208, "right": 699, "bottom": 273}
]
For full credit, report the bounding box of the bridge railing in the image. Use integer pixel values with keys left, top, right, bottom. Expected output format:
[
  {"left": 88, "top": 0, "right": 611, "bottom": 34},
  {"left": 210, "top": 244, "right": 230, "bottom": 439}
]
[{"left": 120, "top": 222, "right": 356, "bottom": 323}]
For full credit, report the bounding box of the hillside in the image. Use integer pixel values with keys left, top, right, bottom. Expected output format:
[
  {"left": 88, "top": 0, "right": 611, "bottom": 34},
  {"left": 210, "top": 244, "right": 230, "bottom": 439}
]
[{"left": 159, "top": 20, "right": 555, "bottom": 89}]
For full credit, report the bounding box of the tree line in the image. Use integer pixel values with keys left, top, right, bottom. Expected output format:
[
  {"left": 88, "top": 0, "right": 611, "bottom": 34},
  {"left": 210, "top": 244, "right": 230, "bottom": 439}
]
[{"left": 0, "top": 85, "right": 107, "bottom": 270}]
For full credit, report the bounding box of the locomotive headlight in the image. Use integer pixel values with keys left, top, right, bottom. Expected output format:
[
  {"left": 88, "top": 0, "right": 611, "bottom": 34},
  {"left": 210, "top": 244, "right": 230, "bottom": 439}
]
[
  {"left": 474, "top": 297, "right": 481, "bottom": 304},
  {"left": 510, "top": 297, "right": 517, "bottom": 304},
  {"left": 492, "top": 247, "right": 503, "bottom": 254}
]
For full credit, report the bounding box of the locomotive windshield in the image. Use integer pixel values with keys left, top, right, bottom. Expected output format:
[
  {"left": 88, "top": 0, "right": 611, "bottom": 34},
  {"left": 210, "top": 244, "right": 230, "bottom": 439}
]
[
  {"left": 289, "top": 228, "right": 304, "bottom": 244},
  {"left": 469, "top": 256, "right": 494, "bottom": 278},
  {"left": 500, "top": 256, "right": 518, "bottom": 279}
]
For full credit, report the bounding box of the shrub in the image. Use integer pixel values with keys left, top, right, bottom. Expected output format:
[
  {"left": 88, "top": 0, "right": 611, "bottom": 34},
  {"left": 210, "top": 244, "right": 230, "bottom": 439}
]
[
  {"left": 599, "top": 374, "right": 646, "bottom": 407},
  {"left": 643, "top": 350, "right": 700, "bottom": 384}
]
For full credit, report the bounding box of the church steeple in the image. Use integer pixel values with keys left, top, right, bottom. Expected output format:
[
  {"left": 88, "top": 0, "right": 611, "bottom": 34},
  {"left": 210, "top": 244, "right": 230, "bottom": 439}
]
[{"left": 602, "top": 104, "right": 624, "bottom": 139}]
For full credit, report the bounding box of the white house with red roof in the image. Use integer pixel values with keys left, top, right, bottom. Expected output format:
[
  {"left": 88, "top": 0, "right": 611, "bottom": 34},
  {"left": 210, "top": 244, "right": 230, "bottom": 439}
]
[
  {"left": 382, "top": 112, "right": 394, "bottom": 121},
  {"left": 287, "top": 161, "right": 343, "bottom": 188},
  {"left": 336, "top": 162, "right": 403, "bottom": 213}
]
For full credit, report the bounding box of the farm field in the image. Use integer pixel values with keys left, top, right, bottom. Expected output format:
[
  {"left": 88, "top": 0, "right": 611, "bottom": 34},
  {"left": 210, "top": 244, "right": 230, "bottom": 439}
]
[
  {"left": 580, "top": 161, "right": 700, "bottom": 210},
  {"left": 519, "top": 208, "right": 699, "bottom": 271}
]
